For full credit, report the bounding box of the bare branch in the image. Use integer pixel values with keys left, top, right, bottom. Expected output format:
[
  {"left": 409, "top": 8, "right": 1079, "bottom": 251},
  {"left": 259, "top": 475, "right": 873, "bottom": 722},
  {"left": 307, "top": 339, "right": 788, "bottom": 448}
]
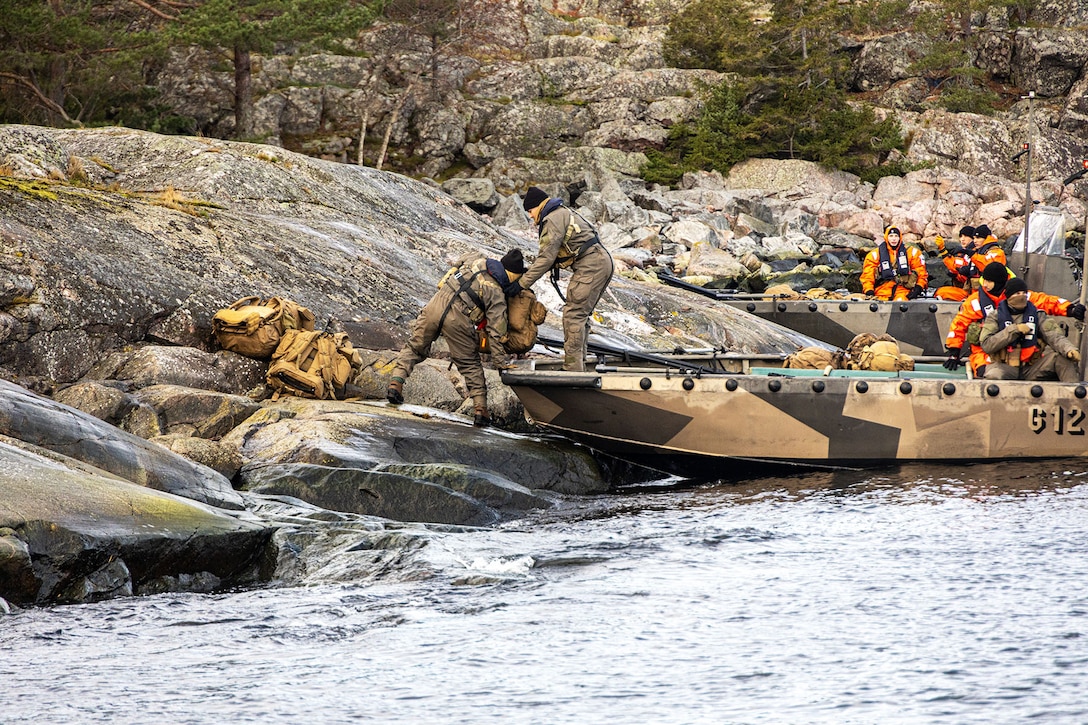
[
  {"left": 128, "top": 0, "right": 178, "bottom": 21},
  {"left": 0, "top": 72, "right": 82, "bottom": 126}
]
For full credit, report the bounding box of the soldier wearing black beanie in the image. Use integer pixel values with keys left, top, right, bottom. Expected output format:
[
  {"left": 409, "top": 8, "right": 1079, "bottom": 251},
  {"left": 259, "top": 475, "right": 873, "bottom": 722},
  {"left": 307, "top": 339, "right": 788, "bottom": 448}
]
[
  {"left": 514, "top": 183, "right": 614, "bottom": 371},
  {"left": 522, "top": 186, "right": 549, "bottom": 212},
  {"left": 981, "top": 261, "right": 1010, "bottom": 295}
]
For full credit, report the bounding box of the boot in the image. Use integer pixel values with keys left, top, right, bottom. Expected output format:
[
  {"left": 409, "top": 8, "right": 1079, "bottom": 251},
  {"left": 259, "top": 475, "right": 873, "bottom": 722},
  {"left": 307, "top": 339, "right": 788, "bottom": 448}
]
[
  {"left": 473, "top": 407, "right": 491, "bottom": 427},
  {"left": 386, "top": 379, "right": 404, "bottom": 404}
]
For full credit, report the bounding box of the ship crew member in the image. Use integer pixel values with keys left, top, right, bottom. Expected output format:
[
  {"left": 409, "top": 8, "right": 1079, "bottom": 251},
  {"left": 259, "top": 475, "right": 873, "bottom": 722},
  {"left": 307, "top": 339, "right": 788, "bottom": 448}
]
[
  {"left": 514, "top": 186, "right": 614, "bottom": 372},
  {"left": 860, "top": 226, "right": 928, "bottom": 301},
  {"left": 978, "top": 278, "right": 1081, "bottom": 381},
  {"left": 943, "top": 262, "right": 1084, "bottom": 376},
  {"left": 933, "top": 225, "right": 977, "bottom": 301},
  {"left": 387, "top": 250, "right": 526, "bottom": 426},
  {"left": 961, "top": 225, "right": 1007, "bottom": 293}
]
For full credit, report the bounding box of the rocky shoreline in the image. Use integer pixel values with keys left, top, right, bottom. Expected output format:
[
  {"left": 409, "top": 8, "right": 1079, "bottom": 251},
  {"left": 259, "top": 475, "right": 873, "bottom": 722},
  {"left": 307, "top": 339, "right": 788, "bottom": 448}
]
[{"left": 2, "top": 124, "right": 1087, "bottom": 609}]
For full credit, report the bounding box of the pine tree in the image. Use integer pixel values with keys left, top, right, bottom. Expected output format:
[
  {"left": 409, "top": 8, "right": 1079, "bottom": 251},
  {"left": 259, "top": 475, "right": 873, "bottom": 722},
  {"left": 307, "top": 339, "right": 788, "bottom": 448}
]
[
  {"left": 0, "top": 0, "right": 162, "bottom": 126},
  {"left": 171, "top": 0, "right": 384, "bottom": 139},
  {"left": 651, "top": 0, "right": 908, "bottom": 185}
]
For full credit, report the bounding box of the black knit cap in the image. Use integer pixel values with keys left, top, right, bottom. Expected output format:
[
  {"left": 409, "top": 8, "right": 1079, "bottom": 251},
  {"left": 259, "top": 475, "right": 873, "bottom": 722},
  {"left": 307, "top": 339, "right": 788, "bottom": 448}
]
[
  {"left": 1004, "top": 278, "right": 1028, "bottom": 296},
  {"left": 501, "top": 248, "right": 527, "bottom": 274},
  {"left": 959, "top": 225, "right": 976, "bottom": 237},
  {"left": 981, "top": 261, "right": 1009, "bottom": 293},
  {"left": 522, "top": 186, "right": 548, "bottom": 212},
  {"left": 974, "top": 224, "right": 992, "bottom": 238}
]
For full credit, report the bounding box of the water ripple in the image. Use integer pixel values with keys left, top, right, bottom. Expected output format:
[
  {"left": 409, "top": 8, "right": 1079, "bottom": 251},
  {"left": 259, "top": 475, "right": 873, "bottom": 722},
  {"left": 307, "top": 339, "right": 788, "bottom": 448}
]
[{"left": 5, "top": 468, "right": 1088, "bottom": 724}]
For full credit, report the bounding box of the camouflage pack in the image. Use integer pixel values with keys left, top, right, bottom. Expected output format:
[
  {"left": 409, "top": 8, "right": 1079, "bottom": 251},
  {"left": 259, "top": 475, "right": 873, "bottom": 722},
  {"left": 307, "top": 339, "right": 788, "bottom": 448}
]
[
  {"left": 212, "top": 296, "right": 315, "bottom": 360},
  {"left": 266, "top": 329, "right": 362, "bottom": 400},
  {"left": 504, "top": 288, "right": 548, "bottom": 354},
  {"left": 856, "top": 340, "right": 915, "bottom": 372},
  {"left": 784, "top": 347, "right": 843, "bottom": 370}
]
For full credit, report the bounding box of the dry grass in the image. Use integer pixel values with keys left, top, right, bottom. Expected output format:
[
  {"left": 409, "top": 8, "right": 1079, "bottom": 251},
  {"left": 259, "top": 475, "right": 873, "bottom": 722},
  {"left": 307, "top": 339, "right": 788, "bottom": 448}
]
[
  {"left": 66, "top": 156, "right": 89, "bottom": 185},
  {"left": 141, "top": 185, "right": 220, "bottom": 216},
  {"left": 0, "top": 159, "right": 221, "bottom": 215},
  {"left": 88, "top": 156, "right": 120, "bottom": 174}
]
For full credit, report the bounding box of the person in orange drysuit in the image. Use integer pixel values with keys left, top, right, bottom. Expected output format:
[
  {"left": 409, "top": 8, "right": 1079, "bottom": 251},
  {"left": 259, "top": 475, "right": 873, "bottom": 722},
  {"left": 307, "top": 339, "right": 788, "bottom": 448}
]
[
  {"left": 933, "top": 225, "right": 977, "bottom": 301},
  {"left": 942, "top": 262, "right": 1084, "bottom": 376},
  {"left": 967, "top": 224, "right": 1008, "bottom": 280},
  {"left": 860, "top": 226, "right": 928, "bottom": 301}
]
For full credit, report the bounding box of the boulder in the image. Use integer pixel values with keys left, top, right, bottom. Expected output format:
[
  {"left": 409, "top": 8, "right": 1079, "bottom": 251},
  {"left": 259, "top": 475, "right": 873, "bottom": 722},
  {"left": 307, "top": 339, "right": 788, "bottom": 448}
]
[
  {"left": 224, "top": 398, "right": 611, "bottom": 526},
  {"left": 0, "top": 378, "right": 244, "bottom": 510},
  {"left": 0, "top": 438, "right": 271, "bottom": 605}
]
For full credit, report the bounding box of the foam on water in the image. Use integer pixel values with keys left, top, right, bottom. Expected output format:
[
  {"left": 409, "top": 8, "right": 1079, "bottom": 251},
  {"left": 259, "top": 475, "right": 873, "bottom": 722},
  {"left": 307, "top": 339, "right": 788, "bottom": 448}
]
[
  {"left": 467, "top": 555, "right": 536, "bottom": 575},
  {"left": 4, "top": 460, "right": 1088, "bottom": 724}
]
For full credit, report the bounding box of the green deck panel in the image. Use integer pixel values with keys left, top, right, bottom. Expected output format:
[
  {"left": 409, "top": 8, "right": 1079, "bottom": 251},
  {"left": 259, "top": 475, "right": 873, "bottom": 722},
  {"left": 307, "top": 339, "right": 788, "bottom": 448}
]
[{"left": 750, "top": 365, "right": 967, "bottom": 380}]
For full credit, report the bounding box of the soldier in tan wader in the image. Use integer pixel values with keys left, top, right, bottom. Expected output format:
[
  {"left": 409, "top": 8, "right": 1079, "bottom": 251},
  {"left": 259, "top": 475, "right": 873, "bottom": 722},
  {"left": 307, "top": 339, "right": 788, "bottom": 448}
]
[
  {"left": 514, "top": 186, "right": 614, "bottom": 371},
  {"left": 386, "top": 249, "right": 526, "bottom": 426},
  {"left": 978, "top": 277, "right": 1082, "bottom": 382}
]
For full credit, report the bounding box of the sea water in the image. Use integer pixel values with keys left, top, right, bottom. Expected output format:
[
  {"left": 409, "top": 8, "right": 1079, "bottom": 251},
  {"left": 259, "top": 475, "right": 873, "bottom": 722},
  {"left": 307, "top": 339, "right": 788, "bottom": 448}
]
[{"left": 4, "top": 460, "right": 1088, "bottom": 724}]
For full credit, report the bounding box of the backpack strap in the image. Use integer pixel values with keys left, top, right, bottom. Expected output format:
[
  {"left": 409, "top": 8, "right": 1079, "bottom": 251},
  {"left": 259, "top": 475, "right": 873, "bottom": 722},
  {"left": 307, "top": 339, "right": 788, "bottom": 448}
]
[
  {"left": 546, "top": 206, "right": 603, "bottom": 301},
  {"left": 546, "top": 206, "right": 602, "bottom": 269},
  {"left": 436, "top": 268, "right": 486, "bottom": 332}
]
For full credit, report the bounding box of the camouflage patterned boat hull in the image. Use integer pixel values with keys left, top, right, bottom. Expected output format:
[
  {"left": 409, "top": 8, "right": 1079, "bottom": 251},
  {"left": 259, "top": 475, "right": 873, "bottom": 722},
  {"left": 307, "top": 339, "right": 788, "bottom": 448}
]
[
  {"left": 721, "top": 298, "right": 958, "bottom": 355},
  {"left": 502, "top": 366, "right": 1088, "bottom": 475}
]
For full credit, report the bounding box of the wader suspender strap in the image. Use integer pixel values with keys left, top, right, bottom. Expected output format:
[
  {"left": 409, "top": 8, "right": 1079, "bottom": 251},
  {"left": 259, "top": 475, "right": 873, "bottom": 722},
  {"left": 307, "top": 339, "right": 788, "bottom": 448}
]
[
  {"left": 542, "top": 207, "right": 603, "bottom": 303},
  {"left": 550, "top": 266, "right": 563, "bottom": 301},
  {"left": 436, "top": 269, "right": 486, "bottom": 332}
]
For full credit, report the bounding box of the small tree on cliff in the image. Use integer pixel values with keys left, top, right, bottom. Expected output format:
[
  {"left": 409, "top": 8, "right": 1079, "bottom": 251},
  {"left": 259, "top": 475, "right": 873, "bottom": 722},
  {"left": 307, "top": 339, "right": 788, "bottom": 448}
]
[
  {"left": 171, "top": 0, "right": 384, "bottom": 139},
  {"left": 650, "top": 0, "right": 907, "bottom": 185},
  {"left": 360, "top": 0, "right": 533, "bottom": 170},
  {"left": 910, "top": 0, "right": 1034, "bottom": 114},
  {"left": 0, "top": 0, "right": 163, "bottom": 127}
]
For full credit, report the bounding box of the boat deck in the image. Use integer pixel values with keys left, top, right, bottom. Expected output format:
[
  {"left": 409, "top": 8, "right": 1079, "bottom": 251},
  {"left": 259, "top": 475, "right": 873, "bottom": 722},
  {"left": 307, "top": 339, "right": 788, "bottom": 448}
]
[{"left": 750, "top": 363, "right": 965, "bottom": 380}]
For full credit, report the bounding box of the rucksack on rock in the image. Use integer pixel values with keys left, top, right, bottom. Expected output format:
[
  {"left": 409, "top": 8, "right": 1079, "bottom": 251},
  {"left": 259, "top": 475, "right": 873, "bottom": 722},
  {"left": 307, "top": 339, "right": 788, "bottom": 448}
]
[
  {"left": 212, "top": 296, "right": 315, "bottom": 360},
  {"left": 504, "top": 288, "right": 548, "bottom": 355},
  {"left": 266, "top": 329, "right": 362, "bottom": 400}
]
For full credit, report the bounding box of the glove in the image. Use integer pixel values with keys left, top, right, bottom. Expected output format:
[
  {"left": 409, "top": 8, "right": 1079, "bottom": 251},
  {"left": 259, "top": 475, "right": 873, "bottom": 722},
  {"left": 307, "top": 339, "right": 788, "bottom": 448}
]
[
  {"left": 935, "top": 235, "right": 945, "bottom": 251},
  {"left": 864, "top": 289, "right": 875, "bottom": 299},
  {"left": 1015, "top": 322, "right": 1033, "bottom": 335},
  {"left": 1068, "top": 349, "right": 1081, "bottom": 362},
  {"left": 1068, "top": 303, "right": 1086, "bottom": 321},
  {"left": 942, "top": 348, "right": 962, "bottom": 371},
  {"left": 906, "top": 285, "right": 924, "bottom": 300},
  {"left": 503, "top": 280, "right": 524, "bottom": 297}
]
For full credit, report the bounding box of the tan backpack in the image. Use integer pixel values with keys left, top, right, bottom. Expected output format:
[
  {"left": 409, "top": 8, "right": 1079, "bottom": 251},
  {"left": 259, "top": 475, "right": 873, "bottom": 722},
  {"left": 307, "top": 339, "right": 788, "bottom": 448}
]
[
  {"left": 212, "top": 296, "right": 315, "bottom": 360},
  {"left": 266, "top": 329, "right": 363, "bottom": 400},
  {"left": 504, "top": 289, "right": 548, "bottom": 354},
  {"left": 765, "top": 283, "right": 804, "bottom": 299},
  {"left": 855, "top": 339, "right": 915, "bottom": 372},
  {"left": 784, "top": 347, "right": 843, "bottom": 370}
]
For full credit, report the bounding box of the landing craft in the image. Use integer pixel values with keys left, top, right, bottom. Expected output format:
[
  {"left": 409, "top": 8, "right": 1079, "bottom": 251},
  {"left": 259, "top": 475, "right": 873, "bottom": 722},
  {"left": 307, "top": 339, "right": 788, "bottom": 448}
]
[
  {"left": 502, "top": 352, "right": 1088, "bottom": 477},
  {"left": 503, "top": 203, "right": 1088, "bottom": 476}
]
